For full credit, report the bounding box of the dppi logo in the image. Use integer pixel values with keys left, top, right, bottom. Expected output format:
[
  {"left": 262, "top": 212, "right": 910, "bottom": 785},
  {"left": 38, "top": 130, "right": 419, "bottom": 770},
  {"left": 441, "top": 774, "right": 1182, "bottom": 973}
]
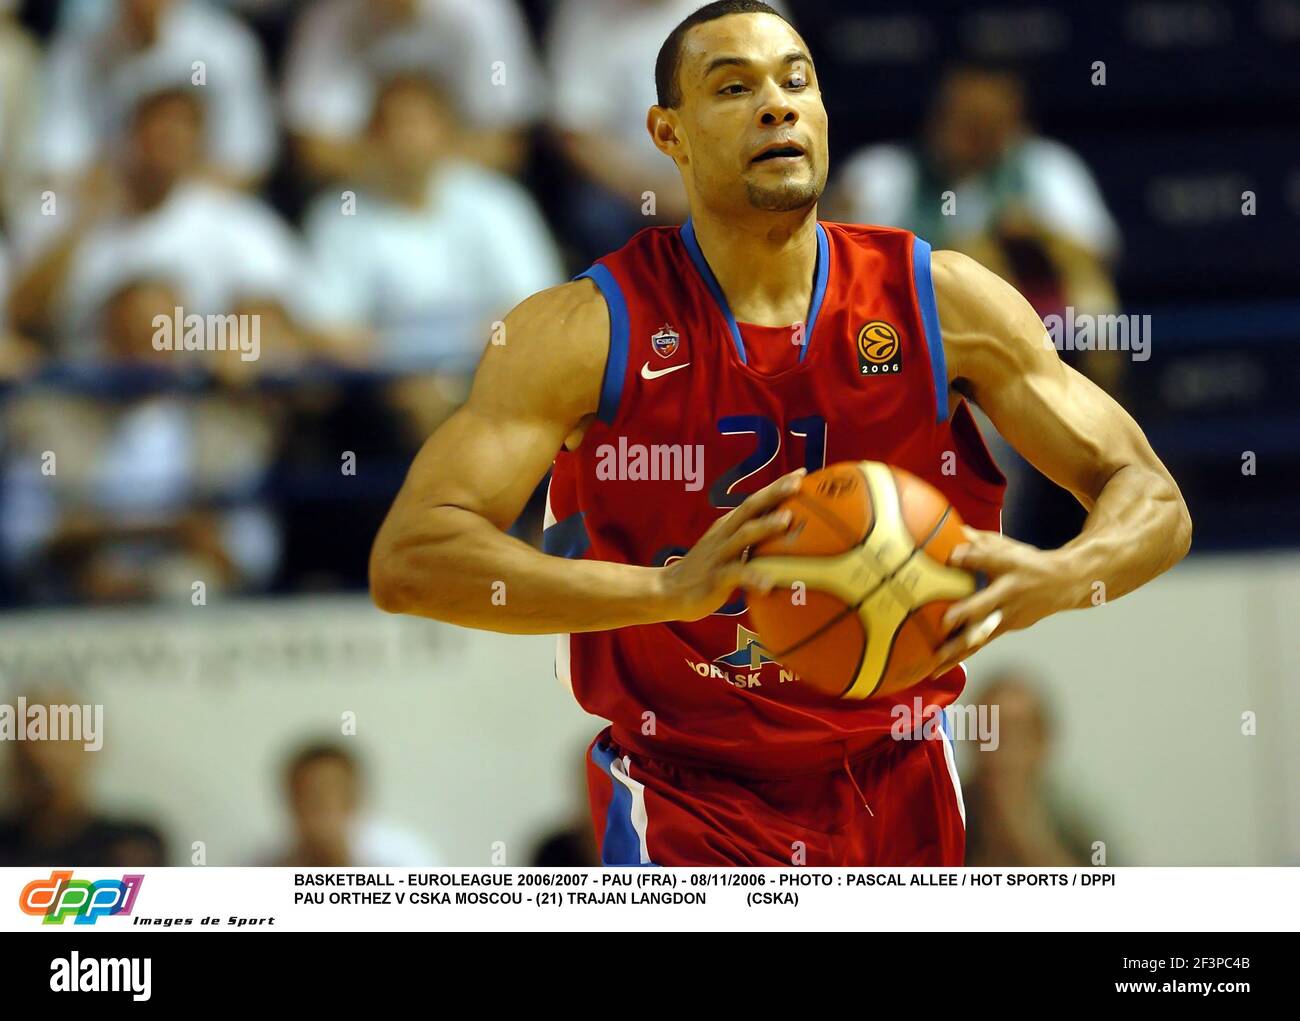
[{"left": 20, "top": 870, "right": 144, "bottom": 925}]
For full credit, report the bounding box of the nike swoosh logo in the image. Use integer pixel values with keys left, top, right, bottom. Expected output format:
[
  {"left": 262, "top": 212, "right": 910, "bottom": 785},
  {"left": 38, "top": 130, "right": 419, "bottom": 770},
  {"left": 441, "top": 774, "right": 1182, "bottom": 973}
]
[{"left": 640, "top": 361, "right": 691, "bottom": 380}]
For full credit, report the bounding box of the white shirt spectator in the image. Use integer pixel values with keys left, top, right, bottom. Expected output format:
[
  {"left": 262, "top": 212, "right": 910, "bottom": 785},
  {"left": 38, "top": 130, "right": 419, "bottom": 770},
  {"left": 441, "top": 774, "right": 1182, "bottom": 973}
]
[
  {"left": 282, "top": 0, "right": 543, "bottom": 142},
  {"left": 18, "top": 180, "right": 308, "bottom": 349},
  {"left": 837, "top": 137, "right": 1120, "bottom": 258},
  {"left": 37, "top": 0, "right": 276, "bottom": 181},
  {"left": 303, "top": 161, "right": 564, "bottom": 371}
]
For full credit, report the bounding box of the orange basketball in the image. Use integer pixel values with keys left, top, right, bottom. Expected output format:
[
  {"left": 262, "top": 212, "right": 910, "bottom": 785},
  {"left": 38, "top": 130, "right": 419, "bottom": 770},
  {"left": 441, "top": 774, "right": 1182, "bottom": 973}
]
[{"left": 744, "top": 461, "right": 977, "bottom": 699}]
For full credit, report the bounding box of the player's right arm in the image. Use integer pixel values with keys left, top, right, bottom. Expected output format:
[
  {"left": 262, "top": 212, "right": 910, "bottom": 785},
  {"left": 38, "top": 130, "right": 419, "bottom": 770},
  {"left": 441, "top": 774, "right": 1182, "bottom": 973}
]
[{"left": 369, "top": 279, "right": 798, "bottom": 634}]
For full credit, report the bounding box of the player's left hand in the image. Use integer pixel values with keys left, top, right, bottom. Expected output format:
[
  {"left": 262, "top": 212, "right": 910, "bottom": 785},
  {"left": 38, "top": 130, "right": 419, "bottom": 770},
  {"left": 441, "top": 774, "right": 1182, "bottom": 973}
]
[{"left": 928, "top": 527, "right": 1072, "bottom": 675}]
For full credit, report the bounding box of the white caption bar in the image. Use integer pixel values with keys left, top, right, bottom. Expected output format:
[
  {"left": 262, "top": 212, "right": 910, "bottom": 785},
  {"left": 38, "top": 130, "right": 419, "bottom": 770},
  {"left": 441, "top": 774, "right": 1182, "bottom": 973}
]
[{"left": 3, "top": 867, "right": 1295, "bottom": 932}]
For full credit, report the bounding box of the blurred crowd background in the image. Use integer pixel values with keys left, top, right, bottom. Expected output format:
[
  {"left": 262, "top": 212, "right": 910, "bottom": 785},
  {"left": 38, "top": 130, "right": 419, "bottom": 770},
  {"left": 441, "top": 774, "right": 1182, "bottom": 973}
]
[{"left": 0, "top": 0, "right": 1297, "bottom": 869}]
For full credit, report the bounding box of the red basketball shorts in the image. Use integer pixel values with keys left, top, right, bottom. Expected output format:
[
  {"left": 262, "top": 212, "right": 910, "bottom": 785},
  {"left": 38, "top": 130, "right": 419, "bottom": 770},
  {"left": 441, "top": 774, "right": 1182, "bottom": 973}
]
[{"left": 585, "top": 725, "right": 966, "bottom": 867}]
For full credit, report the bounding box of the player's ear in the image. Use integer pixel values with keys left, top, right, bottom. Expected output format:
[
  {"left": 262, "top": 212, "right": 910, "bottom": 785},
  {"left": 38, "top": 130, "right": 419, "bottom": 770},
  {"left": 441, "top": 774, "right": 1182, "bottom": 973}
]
[{"left": 647, "top": 106, "right": 683, "bottom": 161}]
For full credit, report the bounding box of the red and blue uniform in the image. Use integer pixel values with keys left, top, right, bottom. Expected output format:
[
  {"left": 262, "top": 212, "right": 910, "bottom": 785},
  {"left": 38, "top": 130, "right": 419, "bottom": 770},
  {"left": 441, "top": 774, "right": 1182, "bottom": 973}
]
[{"left": 544, "top": 220, "right": 1006, "bottom": 866}]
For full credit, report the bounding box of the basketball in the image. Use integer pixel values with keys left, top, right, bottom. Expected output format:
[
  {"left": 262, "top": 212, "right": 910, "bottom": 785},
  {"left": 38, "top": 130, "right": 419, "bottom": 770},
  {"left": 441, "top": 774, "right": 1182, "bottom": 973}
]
[{"left": 744, "top": 461, "right": 978, "bottom": 699}]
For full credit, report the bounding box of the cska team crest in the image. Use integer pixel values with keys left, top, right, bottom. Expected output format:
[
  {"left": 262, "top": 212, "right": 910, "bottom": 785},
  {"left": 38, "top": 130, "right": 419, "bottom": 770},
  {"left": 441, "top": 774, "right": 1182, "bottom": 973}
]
[{"left": 651, "top": 324, "right": 680, "bottom": 358}]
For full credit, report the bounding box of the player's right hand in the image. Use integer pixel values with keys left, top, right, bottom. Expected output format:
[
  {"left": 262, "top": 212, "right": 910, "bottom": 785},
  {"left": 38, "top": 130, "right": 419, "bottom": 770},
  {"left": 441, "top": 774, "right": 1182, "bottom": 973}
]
[{"left": 656, "top": 468, "right": 805, "bottom": 621}]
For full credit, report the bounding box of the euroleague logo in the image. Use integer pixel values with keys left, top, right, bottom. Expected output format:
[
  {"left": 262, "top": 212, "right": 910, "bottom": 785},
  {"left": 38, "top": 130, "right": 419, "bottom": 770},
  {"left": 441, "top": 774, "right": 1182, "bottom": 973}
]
[
  {"left": 19, "top": 870, "right": 144, "bottom": 925},
  {"left": 856, "top": 320, "right": 902, "bottom": 375}
]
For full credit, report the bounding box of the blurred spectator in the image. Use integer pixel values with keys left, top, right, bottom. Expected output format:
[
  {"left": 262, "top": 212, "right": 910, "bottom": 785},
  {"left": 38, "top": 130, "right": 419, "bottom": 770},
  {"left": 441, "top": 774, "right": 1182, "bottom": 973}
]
[
  {"left": 292, "top": 66, "right": 561, "bottom": 578},
  {"left": 529, "top": 751, "right": 598, "bottom": 866},
  {"left": 302, "top": 71, "right": 563, "bottom": 375},
  {"left": 10, "top": 85, "right": 310, "bottom": 357},
  {"left": 0, "top": 0, "right": 40, "bottom": 220},
  {"left": 834, "top": 64, "right": 1119, "bottom": 265},
  {"left": 282, "top": 0, "right": 543, "bottom": 181},
  {"left": 0, "top": 277, "right": 282, "bottom": 603},
  {"left": 266, "top": 740, "right": 440, "bottom": 866},
  {"left": 962, "top": 671, "right": 1102, "bottom": 867},
  {"left": 36, "top": 0, "right": 276, "bottom": 190},
  {"left": 0, "top": 689, "right": 167, "bottom": 866}
]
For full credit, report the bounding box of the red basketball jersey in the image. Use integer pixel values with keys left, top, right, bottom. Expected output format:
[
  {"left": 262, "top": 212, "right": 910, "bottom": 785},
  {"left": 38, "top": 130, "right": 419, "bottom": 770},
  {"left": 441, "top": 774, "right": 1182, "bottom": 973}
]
[{"left": 544, "top": 221, "right": 1006, "bottom": 776}]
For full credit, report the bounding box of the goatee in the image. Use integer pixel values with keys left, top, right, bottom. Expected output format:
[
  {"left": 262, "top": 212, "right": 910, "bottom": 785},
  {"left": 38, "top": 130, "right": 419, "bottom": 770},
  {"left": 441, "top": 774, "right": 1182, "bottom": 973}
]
[{"left": 745, "top": 177, "right": 822, "bottom": 212}]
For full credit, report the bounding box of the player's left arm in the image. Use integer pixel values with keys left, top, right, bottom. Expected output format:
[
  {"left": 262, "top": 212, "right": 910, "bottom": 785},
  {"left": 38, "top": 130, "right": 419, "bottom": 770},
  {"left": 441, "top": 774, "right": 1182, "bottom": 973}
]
[{"left": 930, "top": 249, "right": 1192, "bottom": 670}]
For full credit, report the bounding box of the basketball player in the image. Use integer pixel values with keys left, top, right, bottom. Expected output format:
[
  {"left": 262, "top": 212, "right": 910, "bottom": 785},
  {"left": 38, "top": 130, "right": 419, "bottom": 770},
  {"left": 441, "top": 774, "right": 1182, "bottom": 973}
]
[{"left": 370, "top": 1, "right": 1190, "bottom": 866}]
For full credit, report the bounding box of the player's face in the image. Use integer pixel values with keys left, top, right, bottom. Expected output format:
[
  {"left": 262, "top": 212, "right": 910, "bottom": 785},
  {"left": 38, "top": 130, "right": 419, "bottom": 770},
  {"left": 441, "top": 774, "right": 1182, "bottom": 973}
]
[{"left": 664, "top": 14, "right": 828, "bottom": 214}]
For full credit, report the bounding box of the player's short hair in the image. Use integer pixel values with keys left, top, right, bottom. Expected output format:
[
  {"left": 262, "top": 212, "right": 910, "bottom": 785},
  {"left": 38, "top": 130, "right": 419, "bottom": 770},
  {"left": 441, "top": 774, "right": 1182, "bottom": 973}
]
[{"left": 654, "top": 0, "right": 792, "bottom": 109}]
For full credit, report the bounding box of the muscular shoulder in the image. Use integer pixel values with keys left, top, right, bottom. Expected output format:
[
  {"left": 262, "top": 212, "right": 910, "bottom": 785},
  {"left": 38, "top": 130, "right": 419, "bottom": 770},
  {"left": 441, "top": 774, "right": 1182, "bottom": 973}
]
[
  {"left": 505, "top": 277, "right": 608, "bottom": 341},
  {"left": 931, "top": 248, "right": 1011, "bottom": 321},
  {"left": 467, "top": 279, "right": 609, "bottom": 427},
  {"left": 931, "top": 249, "right": 1052, "bottom": 389}
]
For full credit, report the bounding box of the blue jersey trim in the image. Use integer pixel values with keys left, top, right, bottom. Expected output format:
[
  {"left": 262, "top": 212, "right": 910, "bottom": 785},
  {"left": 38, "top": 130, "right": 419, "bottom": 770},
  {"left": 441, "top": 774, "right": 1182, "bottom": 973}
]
[
  {"left": 541, "top": 511, "right": 590, "bottom": 559},
  {"left": 679, "top": 219, "right": 831, "bottom": 366},
  {"left": 589, "top": 740, "right": 654, "bottom": 867},
  {"left": 679, "top": 219, "right": 745, "bottom": 362},
  {"left": 575, "top": 264, "right": 629, "bottom": 424},
  {"left": 911, "top": 236, "right": 949, "bottom": 423},
  {"left": 800, "top": 223, "right": 830, "bottom": 363}
]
